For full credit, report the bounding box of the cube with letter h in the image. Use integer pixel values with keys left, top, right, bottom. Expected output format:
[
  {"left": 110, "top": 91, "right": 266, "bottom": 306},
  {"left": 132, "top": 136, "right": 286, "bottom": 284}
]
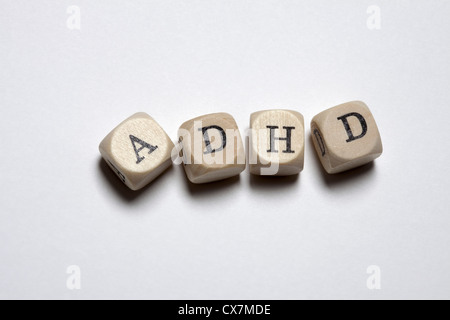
[
  {"left": 249, "top": 109, "right": 305, "bottom": 176},
  {"left": 99, "top": 112, "right": 174, "bottom": 190},
  {"left": 311, "top": 101, "right": 383, "bottom": 174},
  {"left": 178, "top": 113, "right": 246, "bottom": 184}
]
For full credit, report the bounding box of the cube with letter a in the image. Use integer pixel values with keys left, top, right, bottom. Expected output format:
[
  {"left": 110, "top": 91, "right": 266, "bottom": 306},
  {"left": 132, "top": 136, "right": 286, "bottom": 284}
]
[
  {"left": 99, "top": 112, "right": 174, "bottom": 190},
  {"left": 311, "top": 101, "right": 383, "bottom": 174},
  {"left": 178, "top": 113, "right": 246, "bottom": 184}
]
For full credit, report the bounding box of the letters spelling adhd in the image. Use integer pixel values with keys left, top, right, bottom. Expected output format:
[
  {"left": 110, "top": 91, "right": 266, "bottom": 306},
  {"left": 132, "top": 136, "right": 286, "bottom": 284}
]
[{"left": 99, "top": 101, "right": 383, "bottom": 191}]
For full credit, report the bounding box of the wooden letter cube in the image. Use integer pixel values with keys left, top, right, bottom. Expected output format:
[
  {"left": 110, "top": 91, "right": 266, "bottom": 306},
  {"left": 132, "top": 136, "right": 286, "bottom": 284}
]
[
  {"left": 249, "top": 110, "right": 305, "bottom": 176},
  {"left": 178, "top": 113, "right": 246, "bottom": 184},
  {"left": 311, "top": 101, "right": 383, "bottom": 174},
  {"left": 99, "top": 113, "right": 174, "bottom": 190}
]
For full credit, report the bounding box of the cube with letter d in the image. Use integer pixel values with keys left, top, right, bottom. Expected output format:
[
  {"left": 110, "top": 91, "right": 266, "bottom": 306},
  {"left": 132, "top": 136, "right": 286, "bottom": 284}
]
[
  {"left": 178, "top": 113, "right": 246, "bottom": 184},
  {"left": 311, "top": 101, "right": 383, "bottom": 174}
]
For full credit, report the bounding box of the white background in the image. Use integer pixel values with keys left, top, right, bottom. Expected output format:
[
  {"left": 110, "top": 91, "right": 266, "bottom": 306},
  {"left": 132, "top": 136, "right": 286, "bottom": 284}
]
[{"left": 1, "top": 0, "right": 449, "bottom": 300}]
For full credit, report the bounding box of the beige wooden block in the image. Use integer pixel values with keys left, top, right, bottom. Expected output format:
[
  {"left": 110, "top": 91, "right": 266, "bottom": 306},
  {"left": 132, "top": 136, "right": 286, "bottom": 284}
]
[
  {"left": 99, "top": 112, "right": 174, "bottom": 190},
  {"left": 311, "top": 101, "right": 383, "bottom": 174},
  {"left": 249, "top": 110, "right": 305, "bottom": 176},
  {"left": 178, "top": 113, "right": 246, "bottom": 184}
]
